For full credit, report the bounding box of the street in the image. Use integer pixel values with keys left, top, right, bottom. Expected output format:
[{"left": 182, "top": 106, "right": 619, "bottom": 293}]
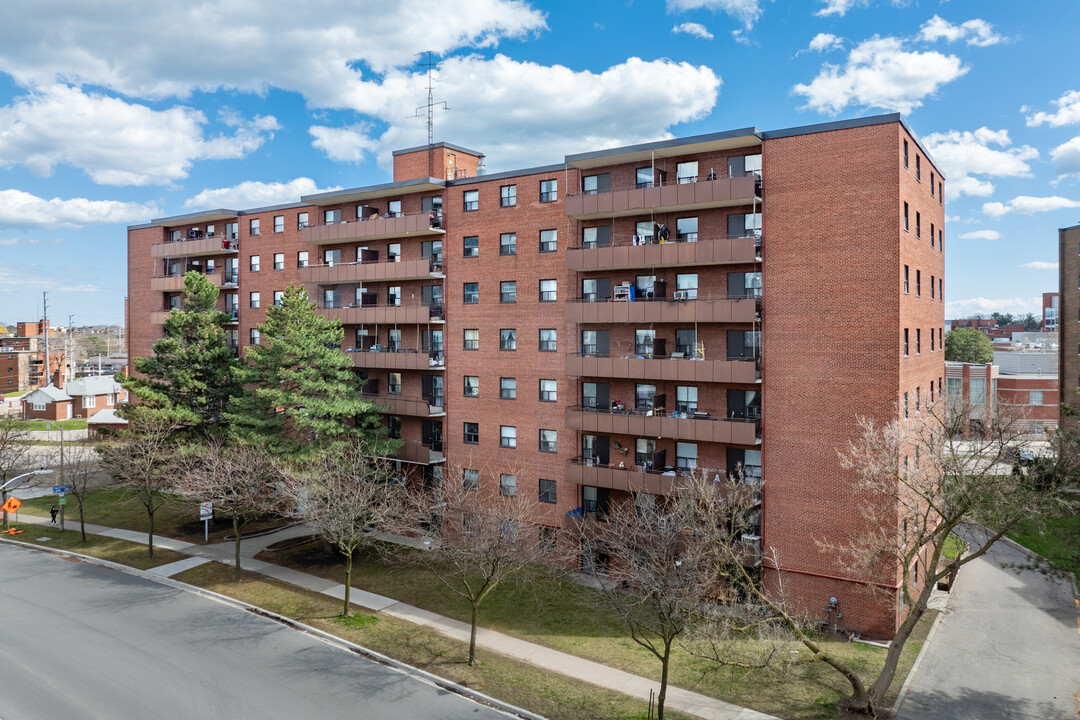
[{"left": 0, "top": 543, "right": 520, "bottom": 720}]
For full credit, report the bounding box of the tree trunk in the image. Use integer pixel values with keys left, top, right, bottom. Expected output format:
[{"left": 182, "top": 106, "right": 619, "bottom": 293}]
[
  {"left": 147, "top": 506, "right": 155, "bottom": 559},
  {"left": 79, "top": 500, "right": 86, "bottom": 542},
  {"left": 868, "top": 592, "right": 928, "bottom": 705},
  {"left": 2, "top": 488, "right": 8, "bottom": 530},
  {"left": 657, "top": 639, "right": 672, "bottom": 720},
  {"left": 469, "top": 602, "right": 479, "bottom": 665},
  {"left": 233, "top": 515, "right": 243, "bottom": 583},
  {"left": 343, "top": 551, "right": 353, "bottom": 618}
]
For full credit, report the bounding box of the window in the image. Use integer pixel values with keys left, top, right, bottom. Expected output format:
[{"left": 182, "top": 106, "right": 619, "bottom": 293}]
[
  {"left": 297, "top": 212, "right": 309, "bottom": 230},
  {"left": 676, "top": 442, "right": 697, "bottom": 471},
  {"left": 636, "top": 439, "right": 655, "bottom": 468},
  {"left": 539, "top": 329, "right": 557, "bottom": 352},
  {"left": 676, "top": 160, "right": 698, "bottom": 184},
  {"left": 170, "top": 229, "right": 181, "bottom": 242},
  {"left": 904, "top": 328, "right": 909, "bottom": 356},
  {"left": 939, "top": 182, "right": 943, "bottom": 204},
  {"left": 106, "top": 393, "right": 116, "bottom": 406},
  {"left": 500, "top": 377, "right": 517, "bottom": 399},
  {"left": 464, "top": 329, "right": 479, "bottom": 350},
  {"left": 916, "top": 270, "right": 921, "bottom": 297},
  {"left": 325, "top": 209, "right": 341, "bottom": 224},
  {"left": 930, "top": 172, "right": 936, "bottom": 196},
  {"left": 939, "top": 278, "right": 943, "bottom": 300},
  {"left": 387, "top": 243, "right": 400, "bottom": 262},
  {"left": 387, "top": 200, "right": 402, "bottom": 217},
  {"left": 931, "top": 275, "right": 935, "bottom": 299},
  {"left": 500, "top": 473, "right": 517, "bottom": 495},
  {"left": 540, "top": 379, "right": 557, "bottom": 402},
  {"left": 250, "top": 255, "right": 260, "bottom": 272},
  {"left": 582, "top": 173, "right": 610, "bottom": 195},
  {"left": 500, "top": 184, "right": 517, "bottom": 207},
  {"left": 273, "top": 253, "right": 284, "bottom": 271},
  {"left": 904, "top": 392, "right": 909, "bottom": 419},
  {"left": 539, "top": 429, "right": 557, "bottom": 453},
  {"left": 540, "top": 179, "right": 558, "bottom": 202},
  {"left": 916, "top": 329, "right": 921, "bottom": 355},
  {"left": 635, "top": 329, "right": 655, "bottom": 355},
  {"left": 931, "top": 223, "right": 936, "bottom": 248},
  {"left": 249, "top": 218, "right": 260, "bottom": 235},
  {"left": 539, "top": 229, "right": 557, "bottom": 253},
  {"left": 903, "top": 202, "right": 909, "bottom": 232},
  {"left": 1030, "top": 390, "right": 1044, "bottom": 405},
  {"left": 226, "top": 222, "right": 239, "bottom": 239},
  {"left": 500, "top": 329, "right": 517, "bottom": 351},
  {"left": 581, "top": 226, "right": 611, "bottom": 249},
  {"left": 324, "top": 249, "right": 341, "bottom": 266},
  {"left": 274, "top": 291, "right": 284, "bottom": 306},
  {"left": 676, "top": 273, "right": 698, "bottom": 299},
  {"left": 903, "top": 139, "right": 909, "bottom": 168},
  {"left": 463, "top": 469, "right": 479, "bottom": 492},
  {"left": 539, "top": 479, "right": 557, "bottom": 504},
  {"left": 249, "top": 329, "right": 260, "bottom": 345},
  {"left": 916, "top": 155, "right": 921, "bottom": 182},
  {"left": 676, "top": 217, "right": 698, "bottom": 241},
  {"left": 916, "top": 387, "right": 921, "bottom": 414},
  {"left": 500, "top": 233, "right": 516, "bottom": 255},
  {"left": 931, "top": 329, "right": 935, "bottom": 352},
  {"left": 387, "top": 286, "right": 401, "bottom": 307},
  {"left": 297, "top": 251, "right": 308, "bottom": 268},
  {"left": 677, "top": 386, "right": 698, "bottom": 414},
  {"left": 463, "top": 282, "right": 479, "bottom": 304},
  {"left": 635, "top": 384, "right": 656, "bottom": 411},
  {"left": 500, "top": 281, "right": 517, "bottom": 303},
  {"left": 463, "top": 189, "right": 479, "bottom": 211},
  {"left": 904, "top": 265, "right": 909, "bottom": 294},
  {"left": 249, "top": 292, "right": 260, "bottom": 308},
  {"left": 82, "top": 395, "right": 96, "bottom": 409},
  {"left": 463, "top": 236, "right": 478, "bottom": 257},
  {"left": 916, "top": 212, "right": 921, "bottom": 238},
  {"left": 540, "top": 279, "right": 557, "bottom": 302},
  {"left": 464, "top": 375, "right": 479, "bottom": 397},
  {"left": 273, "top": 215, "right": 284, "bottom": 233},
  {"left": 388, "top": 372, "right": 402, "bottom": 395},
  {"left": 970, "top": 377, "right": 987, "bottom": 405},
  {"left": 464, "top": 422, "right": 479, "bottom": 444},
  {"left": 500, "top": 426, "right": 517, "bottom": 448},
  {"left": 636, "top": 167, "right": 654, "bottom": 189}
]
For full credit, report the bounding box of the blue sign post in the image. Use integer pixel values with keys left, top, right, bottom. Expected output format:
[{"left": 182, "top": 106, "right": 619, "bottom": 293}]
[{"left": 52, "top": 485, "right": 73, "bottom": 494}]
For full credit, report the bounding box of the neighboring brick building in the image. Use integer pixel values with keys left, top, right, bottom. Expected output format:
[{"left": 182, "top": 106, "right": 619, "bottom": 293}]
[
  {"left": 1059, "top": 224, "right": 1080, "bottom": 431},
  {"left": 127, "top": 113, "right": 945, "bottom": 638},
  {"left": 64, "top": 376, "right": 128, "bottom": 419},
  {"left": 946, "top": 361, "right": 1057, "bottom": 434},
  {"left": 21, "top": 385, "right": 73, "bottom": 421},
  {"left": 0, "top": 320, "right": 64, "bottom": 393},
  {"left": 1043, "top": 292, "right": 1059, "bottom": 332}
]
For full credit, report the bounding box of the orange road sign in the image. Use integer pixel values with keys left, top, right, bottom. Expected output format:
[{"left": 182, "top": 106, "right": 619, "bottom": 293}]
[
  {"left": 2, "top": 527, "right": 23, "bottom": 535},
  {"left": 1, "top": 497, "right": 21, "bottom": 514}
]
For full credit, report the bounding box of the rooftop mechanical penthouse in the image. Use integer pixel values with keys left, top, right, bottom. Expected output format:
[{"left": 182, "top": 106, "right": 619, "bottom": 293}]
[{"left": 128, "top": 113, "right": 945, "bottom": 638}]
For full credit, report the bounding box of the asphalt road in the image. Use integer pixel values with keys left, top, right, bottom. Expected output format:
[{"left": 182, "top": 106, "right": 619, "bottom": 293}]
[
  {"left": 896, "top": 535, "right": 1080, "bottom": 720},
  {"left": 0, "top": 543, "right": 519, "bottom": 720}
]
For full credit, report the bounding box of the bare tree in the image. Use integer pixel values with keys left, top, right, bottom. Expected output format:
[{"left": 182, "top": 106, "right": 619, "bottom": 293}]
[
  {"left": 97, "top": 417, "right": 178, "bottom": 558},
  {"left": 281, "top": 442, "right": 403, "bottom": 614},
  {"left": 0, "top": 417, "right": 31, "bottom": 529},
  {"left": 63, "top": 444, "right": 101, "bottom": 542},
  {"left": 178, "top": 440, "right": 286, "bottom": 581},
  {"left": 404, "top": 465, "right": 550, "bottom": 666}
]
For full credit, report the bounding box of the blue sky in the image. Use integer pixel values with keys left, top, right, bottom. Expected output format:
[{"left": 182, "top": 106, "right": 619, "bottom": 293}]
[{"left": 0, "top": 0, "right": 1077, "bottom": 326}]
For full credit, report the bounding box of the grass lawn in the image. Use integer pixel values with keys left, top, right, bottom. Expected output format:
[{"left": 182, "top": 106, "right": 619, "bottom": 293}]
[
  {"left": 2, "top": 524, "right": 188, "bottom": 570},
  {"left": 1009, "top": 509, "right": 1080, "bottom": 592},
  {"left": 257, "top": 539, "right": 933, "bottom": 719},
  {"left": 19, "top": 418, "right": 88, "bottom": 430},
  {"left": 2, "top": 390, "right": 26, "bottom": 398},
  {"left": 942, "top": 534, "right": 966, "bottom": 559},
  {"left": 176, "top": 562, "right": 689, "bottom": 720},
  {"left": 17, "top": 487, "right": 286, "bottom": 545}
]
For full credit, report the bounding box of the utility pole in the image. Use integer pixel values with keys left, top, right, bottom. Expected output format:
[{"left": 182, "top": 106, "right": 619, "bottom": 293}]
[
  {"left": 67, "top": 315, "right": 74, "bottom": 382},
  {"left": 42, "top": 292, "right": 50, "bottom": 387}
]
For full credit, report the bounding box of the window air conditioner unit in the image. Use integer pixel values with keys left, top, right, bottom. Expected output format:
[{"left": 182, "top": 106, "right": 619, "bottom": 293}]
[{"left": 673, "top": 290, "right": 689, "bottom": 300}]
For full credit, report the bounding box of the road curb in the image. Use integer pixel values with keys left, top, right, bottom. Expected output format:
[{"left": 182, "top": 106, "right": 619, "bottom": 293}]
[
  {"left": 0, "top": 537, "right": 547, "bottom": 720},
  {"left": 890, "top": 588, "right": 949, "bottom": 718},
  {"left": 996, "top": 535, "right": 1080, "bottom": 601}
]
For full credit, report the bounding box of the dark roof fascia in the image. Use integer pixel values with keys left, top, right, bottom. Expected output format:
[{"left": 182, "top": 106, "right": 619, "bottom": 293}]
[
  {"left": 447, "top": 163, "right": 566, "bottom": 186},
  {"left": 300, "top": 177, "right": 445, "bottom": 203},
  {"left": 237, "top": 201, "right": 309, "bottom": 216},
  {"left": 392, "top": 141, "right": 485, "bottom": 158},
  {"left": 564, "top": 127, "right": 762, "bottom": 165}
]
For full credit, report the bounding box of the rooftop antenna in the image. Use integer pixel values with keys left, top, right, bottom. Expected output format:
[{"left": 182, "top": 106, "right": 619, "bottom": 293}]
[{"left": 407, "top": 51, "right": 449, "bottom": 178}]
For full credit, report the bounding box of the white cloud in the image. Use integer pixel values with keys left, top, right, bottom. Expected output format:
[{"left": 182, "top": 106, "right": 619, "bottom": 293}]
[
  {"left": 946, "top": 297, "right": 1042, "bottom": 318},
  {"left": 0, "top": 189, "right": 157, "bottom": 229},
  {"left": 183, "top": 178, "right": 343, "bottom": 210},
  {"left": 1026, "top": 90, "right": 1080, "bottom": 127},
  {"left": 672, "top": 22, "right": 714, "bottom": 40},
  {"left": 808, "top": 33, "right": 843, "bottom": 52},
  {"left": 1050, "top": 136, "right": 1080, "bottom": 176},
  {"left": 0, "top": 85, "right": 278, "bottom": 186},
  {"left": 309, "top": 125, "right": 381, "bottom": 163},
  {"left": 0, "top": 238, "right": 17, "bottom": 246},
  {"left": 57, "top": 284, "right": 101, "bottom": 293},
  {"left": 921, "top": 127, "right": 1038, "bottom": 200},
  {"left": 1020, "top": 261, "right": 1058, "bottom": 270},
  {"left": 814, "top": 0, "right": 906, "bottom": 17},
  {"left": 918, "top": 15, "right": 1004, "bottom": 47},
  {"left": 792, "top": 36, "right": 967, "bottom": 114},
  {"left": 982, "top": 195, "right": 1080, "bottom": 218},
  {"left": 958, "top": 230, "right": 1001, "bottom": 240},
  {"left": 666, "top": 0, "right": 762, "bottom": 29}
]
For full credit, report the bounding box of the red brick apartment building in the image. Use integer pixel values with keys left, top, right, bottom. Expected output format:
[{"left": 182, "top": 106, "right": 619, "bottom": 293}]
[
  {"left": 1059, "top": 223, "right": 1080, "bottom": 432},
  {"left": 127, "top": 113, "right": 945, "bottom": 638},
  {"left": 0, "top": 320, "right": 64, "bottom": 393}
]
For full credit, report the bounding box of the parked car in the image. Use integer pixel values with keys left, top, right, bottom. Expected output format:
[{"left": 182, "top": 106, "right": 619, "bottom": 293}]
[{"left": 1005, "top": 447, "right": 1035, "bottom": 467}]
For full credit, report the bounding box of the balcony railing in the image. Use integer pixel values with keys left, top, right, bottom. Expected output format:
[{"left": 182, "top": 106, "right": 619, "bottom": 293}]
[
  {"left": 150, "top": 270, "right": 236, "bottom": 292},
  {"left": 318, "top": 304, "right": 444, "bottom": 325},
  {"left": 567, "top": 405, "right": 761, "bottom": 444},
  {"left": 567, "top": 296, "right": 757, "bottom": 324},
  {"left": 151, "top": 236, "right": 239, "bottom": 259},
  {"left": 567, "top": 233, "right": 761, "bottom": 272},
  {"left": 362, "top": 393, "right": 445, "bottom": 417},
  {"left": 566, "top": 353, "right": 760, "bottom": 383},
  {"left": 380, "top": 440, "right": 445, "bottom": 465},
  {"left": 565, "top": 175, "right": 759, "bottom": 220},
  {"left": 302, "top": 212, "right": 444, "bottom": 245},
  {"left": 566, "top": 458, "right": 761, "bottom": 504},
  {"left": 300, "top": 257, "right": 443, "bottom": 286},
  {"left": 345, "top": 347, "right": 445, "bottom": 371}
]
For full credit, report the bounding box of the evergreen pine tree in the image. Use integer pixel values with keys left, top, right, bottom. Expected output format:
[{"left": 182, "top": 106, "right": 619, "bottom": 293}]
[
  {"left": 225, "top": 284, "right": 394, "bottom": 460},
  {"left": 119, "top": 271, "right": 239, "bottom": 435}
]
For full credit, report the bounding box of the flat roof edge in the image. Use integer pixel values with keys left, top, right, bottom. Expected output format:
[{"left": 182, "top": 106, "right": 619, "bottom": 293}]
[
  {"left": 300, "top": 177, "right": 445, "bottom": 203},
  {"left": 392, "top": 141, "right": 485, "bottom": 158},
  {"left": 237, "top": 201, "right": 308, "bottom": 216},
  {"left": 564, "top": 127, "right": 762, "bottom": 164},
  {"left": 448, "top": 163, "right": 565, "bottom": 185},
  {"left": 149, "top": 208, "right": 238, "bottom": 226},
  {"left": 761, "top": 114, "right": 903, "bottom": 140}
]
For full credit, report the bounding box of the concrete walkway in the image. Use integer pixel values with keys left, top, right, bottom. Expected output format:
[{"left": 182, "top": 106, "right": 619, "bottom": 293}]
[{"left": 9, "top": 513, "right": 776, "bottom": 720}]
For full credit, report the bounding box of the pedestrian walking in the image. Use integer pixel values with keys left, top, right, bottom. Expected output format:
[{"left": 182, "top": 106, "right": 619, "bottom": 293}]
[{"left": 49, "top": 505, "right": 58, "bottom": 524}]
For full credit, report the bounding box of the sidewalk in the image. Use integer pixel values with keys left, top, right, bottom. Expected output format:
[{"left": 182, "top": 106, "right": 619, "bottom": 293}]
[{"left": 11, "top": 514, "right": 776, "bottom": 720}]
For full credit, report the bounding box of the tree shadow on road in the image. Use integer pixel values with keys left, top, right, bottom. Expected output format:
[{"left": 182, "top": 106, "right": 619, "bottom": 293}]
[{"left": 898, "top": 686, "right": 1067, "bottom": 720}]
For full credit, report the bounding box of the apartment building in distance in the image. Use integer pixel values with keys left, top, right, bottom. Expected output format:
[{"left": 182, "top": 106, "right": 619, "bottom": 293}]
[
  {"left": 1059, "top": 224, "right": 1080, "bottom": 431},
  {"left": 0, "top": 320, "right": 64, "bottom": 393},
  {"left": 128, "top": 113, "right": 945, "bottom": 639}
]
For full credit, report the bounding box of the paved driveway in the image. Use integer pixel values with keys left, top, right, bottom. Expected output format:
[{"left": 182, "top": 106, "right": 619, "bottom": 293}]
[{"left": 897, "top": 536, "right": 1080, "bottom": 720}]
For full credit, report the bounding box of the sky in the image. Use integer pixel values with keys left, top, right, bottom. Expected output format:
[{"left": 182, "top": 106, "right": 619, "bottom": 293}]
[{"left": 0, "top": 0, "right": 1078, "bottom": 326}]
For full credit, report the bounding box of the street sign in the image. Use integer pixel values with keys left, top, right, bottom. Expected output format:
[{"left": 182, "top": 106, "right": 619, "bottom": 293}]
[
  {"left": 2, "top": 497, "right": 21, "bottom": 513},
  {"left": 52, "top": 486, "right": 73, "bottom": 494},
  {"left": 58, "top": 497, "right": 67, "bottom": 506},
  {"left": 199, "top": 502, "right": 213, "bottom": 521}
]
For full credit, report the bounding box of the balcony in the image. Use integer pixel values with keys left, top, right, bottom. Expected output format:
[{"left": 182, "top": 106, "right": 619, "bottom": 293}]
[
  {"left": 150, "top": 271, "right": 235, "bottom": 292},
  {"left": 346, "top": 348, "right": 445, "bottom": 372},
  {"left": 566, "top": 406, "right": 761, "bottom": 444},
  {"left": 364, "top": 393, "right": 445, "bottom": 417},
  {"left": 384, "top": 440, "right": 445, "bottom": 466},
  {"left": 302, "top": 213, "right": 445, "bottom": 245},
  {"left": 151, "top": 236, "right": 238, "bottom": 259},
  {"left": 565, "top": 176, "right": 759, "bottom": 221},
  {"left": 567, "top": 234, "right": 760, "bottom": 272},
  {"left": 566, "top": 458, "right": 761, "bottom": 504},
  {"left": 223, "top": 310, "right": 239, "bottom": 325},
  {"left": 300, "top": 258, "right": 443, "bottom": 286},
  {"left": 567, "top": 297, "right": 757, "bottom": 325},
  {"left": 320, "top": 304, "right": 443, "bottom": 325},
  {"left": 149, "top": 311, "right": 171, "bottom": 325},
  {"left": 567, "top": 354, "right": 760, "bottom": 383}
]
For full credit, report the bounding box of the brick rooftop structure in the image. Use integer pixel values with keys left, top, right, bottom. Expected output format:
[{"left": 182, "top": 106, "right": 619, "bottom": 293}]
[{"left": 128, "top": 113, "right": 945, "bottom": 638}]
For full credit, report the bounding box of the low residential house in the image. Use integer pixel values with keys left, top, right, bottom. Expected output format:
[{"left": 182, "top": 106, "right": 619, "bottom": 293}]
[
  {"left": 87, "top": 408, "right": 129, "bottom": 439},
  {"left": 21, "top": 385, "right": 74, "bottom": 421},
  {"left": 64, "top": 376, "right": 127, "bottom": 419}
]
